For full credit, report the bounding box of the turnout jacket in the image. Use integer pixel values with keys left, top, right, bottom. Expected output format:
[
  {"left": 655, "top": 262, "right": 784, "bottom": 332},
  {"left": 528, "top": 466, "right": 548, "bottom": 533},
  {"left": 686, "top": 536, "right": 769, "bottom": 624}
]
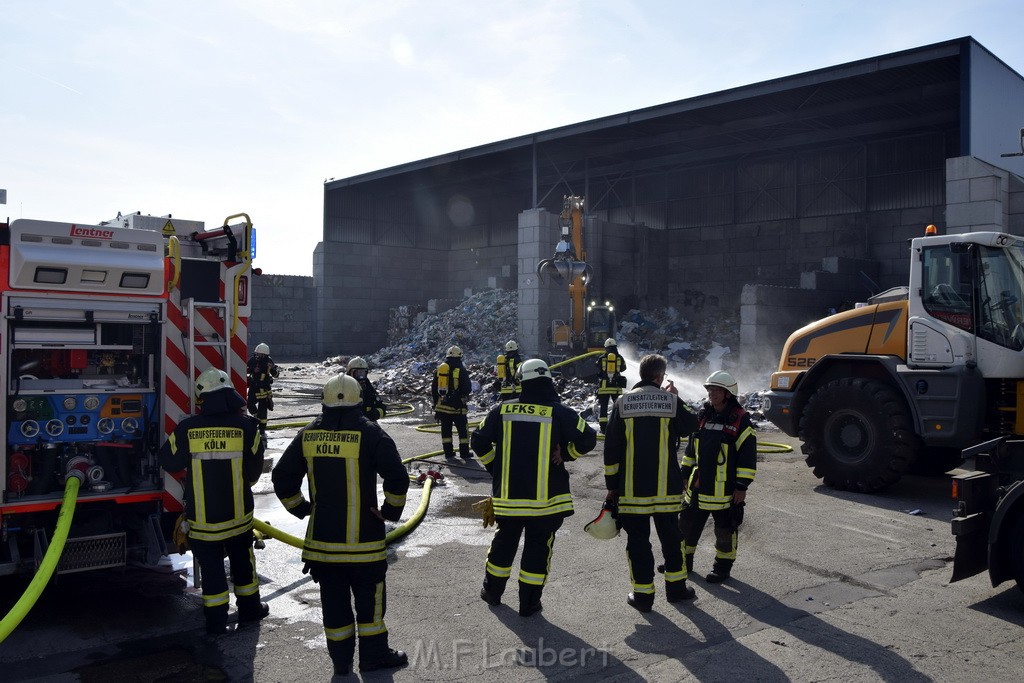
[
  {"left": 356, "top": 377, "right": 387, "bottom": 421},
  {"left": 159, "top": 389, "right": 264, "bottom": 542},
  {"left": 496, "top": 350, "right": 522, "bottom": 397},
  {"left": 431, "top": 356, "right": 471, "bottom": 416},
  {"left": 471, "top": 380, "right": 597, "bottom": 518},
  {"left": 272, "top": 406, "right": 409, "bottom": 564},
  {"left": 604, "top": 381, "right": 699, "bottom": 514},
  {"left": 681, "top": 400, "right": 757, "bottom": 511},
  {"left": 596, "top": 347, "right": 627, "bottom": 395},
  {"left": 246, "top": 354, "right": 279, "bottom": 396}
]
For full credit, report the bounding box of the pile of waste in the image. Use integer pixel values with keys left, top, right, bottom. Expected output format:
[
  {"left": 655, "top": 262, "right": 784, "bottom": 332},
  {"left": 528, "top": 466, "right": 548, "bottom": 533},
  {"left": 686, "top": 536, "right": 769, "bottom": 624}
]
[
  {"left": 283, "top": 291, "right": 776, "bottom": 425},
  {"left": 369, "top": 288, "right": 519, "bottom": 368},
  {"left": 617, "top": 305, "right": 741, "bottom": 376}
]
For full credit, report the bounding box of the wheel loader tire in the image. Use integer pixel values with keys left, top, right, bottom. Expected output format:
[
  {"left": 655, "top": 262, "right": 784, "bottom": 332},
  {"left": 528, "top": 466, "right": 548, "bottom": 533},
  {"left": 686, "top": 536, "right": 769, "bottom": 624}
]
[
  {"left": 799, "top": 378, "right": 917, "bottom": 492},
  {"left": 1011, "top": 513, "right": 1024, "bottom": 597}
]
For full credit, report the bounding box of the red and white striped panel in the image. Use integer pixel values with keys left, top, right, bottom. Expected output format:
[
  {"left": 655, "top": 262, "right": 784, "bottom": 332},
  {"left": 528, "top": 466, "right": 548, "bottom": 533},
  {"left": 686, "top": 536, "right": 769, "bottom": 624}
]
[{"left": 160, "top": 262, "right": 249, "bottom": 512}]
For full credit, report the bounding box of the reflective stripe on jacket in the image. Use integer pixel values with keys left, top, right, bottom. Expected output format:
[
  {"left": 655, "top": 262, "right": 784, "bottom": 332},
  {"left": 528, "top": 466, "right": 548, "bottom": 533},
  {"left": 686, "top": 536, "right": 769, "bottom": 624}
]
[
  {"left": 159, "top": 407, "right": 264, "bottom": 542},
  {"left": 604, "top": 382, "right": 699, "bottom": 515},
  {"left": 471, "top": 392, "right": 597, "bottom": 518},
  {"left": 681, "top": 403, "right": 756, "bottom": 510},
  {"left": 272, "top": 408, "right": 409, "bottom": 564}
]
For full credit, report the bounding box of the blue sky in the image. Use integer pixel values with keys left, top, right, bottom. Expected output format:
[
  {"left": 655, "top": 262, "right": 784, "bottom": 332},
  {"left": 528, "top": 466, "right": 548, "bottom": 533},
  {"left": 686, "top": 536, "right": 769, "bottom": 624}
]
[{"left": 3, "top": 1, "right": 1022, "bottom": 276}]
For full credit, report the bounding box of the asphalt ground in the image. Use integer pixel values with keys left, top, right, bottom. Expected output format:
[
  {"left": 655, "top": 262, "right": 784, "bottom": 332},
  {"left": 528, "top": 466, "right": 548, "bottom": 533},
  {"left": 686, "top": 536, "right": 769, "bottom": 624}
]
[{"left": 2, "top": 378, "right": 1024, "bottom": 682}]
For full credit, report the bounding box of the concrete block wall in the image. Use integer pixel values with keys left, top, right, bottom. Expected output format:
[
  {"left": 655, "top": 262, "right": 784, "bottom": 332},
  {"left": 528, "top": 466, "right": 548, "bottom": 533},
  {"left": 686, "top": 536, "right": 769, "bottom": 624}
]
[
  {"left": 249, "top": 273, "right": 316, "bottom": 360},
  {"left": 313, "top": 240, "right": 449, "bottom": 357},
  {"left": 739, "top": 283, "right": 841, "bottom": 369},
  {"left": 446, "top": 244, "right": 517, "bottom": 299},
  {"left": 946, "top": 156, "right": 1024, "bottom": 236},
  {"left": 517, "top": 208, "right": 562, "bottom": 358}
]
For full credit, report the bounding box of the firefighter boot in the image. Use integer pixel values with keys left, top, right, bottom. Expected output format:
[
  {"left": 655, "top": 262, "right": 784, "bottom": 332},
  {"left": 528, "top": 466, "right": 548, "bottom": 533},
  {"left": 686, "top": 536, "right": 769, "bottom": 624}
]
[
  {"left": 459, "top": 443, "right": 473, "bottom": 460},
  {"left": 238, "top": 601, "right": 270, "bottom": 623},
  {"left": 328, "top": 638, "right": 355, "bottom": 677},
  {"left": 480, "top": 584, "right": 502, "bottom": 606},
  {"left": 706, "top": 561, "right": 733, "bottom": 584},
  {"left": 360, "top": 649, "right": 409, "bottom": 673},
  {"left": 627, "top": 591, "right": 654, "bottom": 613},
  {"left": 519, "top": 584, "right": 544, "bottom": 617},
  {"left": 443, "top": 444, "right": 457, "bottom": 459},
  {"left": 666, "top": 581, "right": 696, "bottom": 603}
]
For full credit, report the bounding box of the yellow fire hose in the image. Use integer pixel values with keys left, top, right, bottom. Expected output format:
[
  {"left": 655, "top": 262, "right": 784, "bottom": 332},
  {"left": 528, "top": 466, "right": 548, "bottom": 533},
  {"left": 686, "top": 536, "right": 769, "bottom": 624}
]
[
  {"left": 0, "top": 477, "right": 80, "bottom": 644},
  {"left": 267, "top": 403, "right": 416, "bottom": 431},
  {"left": 252, "top": 449, "right": 448, "bottom": 551}
]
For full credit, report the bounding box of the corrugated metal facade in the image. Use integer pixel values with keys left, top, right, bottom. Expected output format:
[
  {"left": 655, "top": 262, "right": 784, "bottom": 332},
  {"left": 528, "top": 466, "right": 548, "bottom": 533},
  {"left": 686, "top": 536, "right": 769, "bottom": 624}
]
[{"left": 311, "top": 37, "right": 1024, "bottom": 355}]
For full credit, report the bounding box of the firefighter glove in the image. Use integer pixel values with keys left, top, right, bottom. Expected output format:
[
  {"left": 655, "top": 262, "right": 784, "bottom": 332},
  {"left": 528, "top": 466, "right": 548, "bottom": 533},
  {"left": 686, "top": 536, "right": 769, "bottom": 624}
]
[
  {"left": 472, "top": 497, "right": 496, "bottom": 528},
  {"left": 731, "top": 501, "right": 745, "bottom": 530}
]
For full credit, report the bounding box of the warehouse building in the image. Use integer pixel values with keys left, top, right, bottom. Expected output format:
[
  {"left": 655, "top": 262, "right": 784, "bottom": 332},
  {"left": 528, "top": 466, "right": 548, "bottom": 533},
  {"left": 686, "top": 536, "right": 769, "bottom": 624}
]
[{"left": 256, "top": 37, "right": 1024, "bottom": 363}]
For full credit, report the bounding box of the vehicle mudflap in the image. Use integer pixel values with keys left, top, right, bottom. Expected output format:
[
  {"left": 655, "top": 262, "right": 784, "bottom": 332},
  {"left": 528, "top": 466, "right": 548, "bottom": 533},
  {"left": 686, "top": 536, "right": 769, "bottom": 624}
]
[{"left": 950, "top": 470, "right": 997, "bottom": 583}]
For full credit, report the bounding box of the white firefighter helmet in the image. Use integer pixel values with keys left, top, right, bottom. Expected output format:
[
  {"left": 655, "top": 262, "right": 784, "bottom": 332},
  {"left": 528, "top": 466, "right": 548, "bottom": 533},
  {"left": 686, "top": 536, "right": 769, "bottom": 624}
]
[
  {"left": 447, "top": 345, "right": 463, "bottom": 358},
  {"left": 704, "top": 370, "right": 738, "bottom": 397},
  {"left": 195, "top": 368, "right": 231, "bottom": 397},
  {"left": 604, "top": 338, "right": 617, "bottom": 348},
  {"left": 347, "top": 356, "right": 369, "bottom": 380},
  {"left": 322, "top": 373, "right": 362, "bottom": 407},
  {"left": 255, "top": 342, "right": 270, "bottom": 355},
  {"left": 584, "top": 506, "right": 619, "bottom": 540},
  {"left": 518, "top": 358, "right": 550, "bottom": 382},
  {"left": 505, "top": 340, "right": 519, "bottom": 352}
]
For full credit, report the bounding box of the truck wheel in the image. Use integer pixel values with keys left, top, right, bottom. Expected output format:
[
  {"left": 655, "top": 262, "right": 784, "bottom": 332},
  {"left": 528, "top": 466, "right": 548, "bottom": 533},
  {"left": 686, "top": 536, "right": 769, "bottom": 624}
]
[{"left": 800, "top": 378, "right": 917, "bottom": 492}]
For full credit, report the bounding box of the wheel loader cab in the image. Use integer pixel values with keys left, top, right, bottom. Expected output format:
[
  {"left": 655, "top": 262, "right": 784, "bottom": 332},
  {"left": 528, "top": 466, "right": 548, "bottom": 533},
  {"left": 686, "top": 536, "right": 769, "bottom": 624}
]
[
  {"left": 912, "top": 234, "right": 1024, "bottom": 364},
  {"left": 585, "top": 302, "right": 617, "bottom": 351}
]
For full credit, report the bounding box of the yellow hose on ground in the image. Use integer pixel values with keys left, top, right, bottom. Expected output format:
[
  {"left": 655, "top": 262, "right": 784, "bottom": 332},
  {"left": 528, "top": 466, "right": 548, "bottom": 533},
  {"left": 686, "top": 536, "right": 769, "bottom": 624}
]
[
  {"left": 253, "top": 476, "right": 435, "bottom": 549},
  {"left": 0, "top": 477, "right": 80, "bottom": 644},
  {"left": 757, "top": 441, "right": 794, "bottom": 454},
  {"left": 267, "top": 404, "right": 416, "bottom": 430}
]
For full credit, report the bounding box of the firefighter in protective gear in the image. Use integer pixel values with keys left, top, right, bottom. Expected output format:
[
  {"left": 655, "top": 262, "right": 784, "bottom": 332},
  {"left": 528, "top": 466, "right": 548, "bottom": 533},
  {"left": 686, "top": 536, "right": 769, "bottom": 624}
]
[
  {"left": 246, "top": 342, "right": 279, "bottom": 434},
  {"left": 159, "top": 368, "right": 268, "bottom": 635},
  {"left": 471, "top": 358, "right": 597, "bottom": 616},
  {"left": 347, "top": 356, "right": 387, "bottom": 421},
  {"left": 493, "top": 340, "right": 522, "bottom": 400},
  {"left": 431, "top": 345, "right": 473, "bottom": 459},
  {"left": 595, "top": 338, "right": 627, "bottom": 434},
  {"left": 604, "top": 354, "right": 699, "bottom": 611},
  {"left": 272, "top": 373, "right": 409, "bottom": 675},
  {"left": 679, "top": 370, "right": 755, "bottom": 584}
]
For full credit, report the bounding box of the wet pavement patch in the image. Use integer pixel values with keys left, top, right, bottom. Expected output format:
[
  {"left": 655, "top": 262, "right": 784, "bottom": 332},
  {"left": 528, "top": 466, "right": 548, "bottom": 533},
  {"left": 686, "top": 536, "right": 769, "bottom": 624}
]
[{"left": 441, "top": 495, "right": 491, "bottom": 519}]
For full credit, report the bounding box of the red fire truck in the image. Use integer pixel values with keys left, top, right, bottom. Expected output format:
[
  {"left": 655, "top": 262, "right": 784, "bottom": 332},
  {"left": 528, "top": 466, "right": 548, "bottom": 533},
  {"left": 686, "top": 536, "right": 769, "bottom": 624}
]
[{"left": 0, "top": 212, "right": 254, "bottom": 576}]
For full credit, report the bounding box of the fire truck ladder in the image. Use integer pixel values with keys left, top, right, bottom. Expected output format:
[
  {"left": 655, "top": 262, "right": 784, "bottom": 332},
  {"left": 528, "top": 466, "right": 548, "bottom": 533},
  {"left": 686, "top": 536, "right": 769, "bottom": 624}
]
[{"left": 186, "top": 299, "right": 231, "bottom": 414}]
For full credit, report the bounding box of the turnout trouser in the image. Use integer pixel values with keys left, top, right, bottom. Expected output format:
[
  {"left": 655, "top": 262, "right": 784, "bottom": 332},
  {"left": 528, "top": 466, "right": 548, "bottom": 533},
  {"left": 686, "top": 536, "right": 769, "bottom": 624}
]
[
  {"left": 189, "top": 530, "right": 262, "bottom": 633},
  {"left": 483, "top": 516, "right": 563, "bottom": 607},
  {"left": 439, "top": 414, "right": 470, "bottom": 457},
  {"left": 309, "top": 561, "right": 391, "bottom": 670},
  {"left": 679, "top": 505, "right": 738, "bottom": 574},
  {"left": 620, "top": 512, "right": 689, "bottom": 598},
  {"left": 247, "top": 388, "right": 272, "bottom": 434}
]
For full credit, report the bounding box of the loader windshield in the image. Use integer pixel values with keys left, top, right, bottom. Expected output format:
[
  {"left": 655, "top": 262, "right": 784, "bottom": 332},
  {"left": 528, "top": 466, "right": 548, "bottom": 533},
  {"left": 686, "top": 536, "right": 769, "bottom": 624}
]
[
  {"left": 922, "top": 242, "right": 1024, "bottom": 351},
  {"left": 976, "top": 244, "right": 1024, "bottom": 351}
]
